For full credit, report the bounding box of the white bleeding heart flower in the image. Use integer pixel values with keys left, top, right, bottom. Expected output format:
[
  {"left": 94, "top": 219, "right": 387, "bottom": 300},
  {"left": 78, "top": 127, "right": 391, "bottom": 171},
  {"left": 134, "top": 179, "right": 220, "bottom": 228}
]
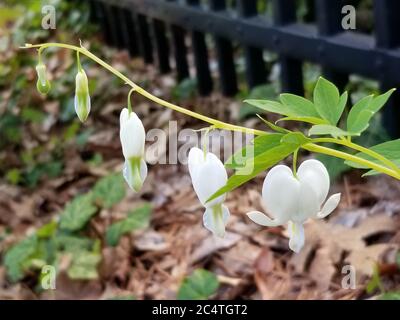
[
  {"left": 188, "top": 147, "right": 230, "bottom": 238},
  {"left": 247, "top": 159, "right": 341, "bottom": 253},
  {"left": 119, "top": 108, "right": 147, "bottom": 192},
  {"left": 74, "top": 69, "right": 91, "bottom": 122}
]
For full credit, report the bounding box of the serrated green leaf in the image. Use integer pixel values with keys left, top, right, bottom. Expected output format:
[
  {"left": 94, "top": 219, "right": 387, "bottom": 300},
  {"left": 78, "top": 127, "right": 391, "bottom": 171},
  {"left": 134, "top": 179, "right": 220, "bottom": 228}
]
[
  {"left": 244, "top": 99, "right": 289, "bottom": 116},
  {"left": 347, "top": 89, "right": 395, "bottom": 134},
  {"left": 345, "top": 139, "right": 400, "bottom": 175},
  {"left": 225, "top": 133, "right": 284, "bottom": 169},
  {"left": 106, "top": 204, "right": 152, "bottom": 246},
  {"left": 208, "top": 142, "right": 297, "bottom": 203},
  {"left": 177, "top": 269, "right": 219, "bottom": 300},
  {"left": 309, "top": 124, "right": 358, "bottom": 138},
  {"left": 59, "top": 194, "right": 97, "bottom": 232},
  {"left": 4, "top": 235, "right": 38, "bottom": 282},
  {"left": 92, "top": 173, "right": 126, "bottom": 208},
  {"left": 314, "top": 77, "right": 346, "bottom": 125},
  {"left": 279, "top": 93, "right": 320, "bottom": 117}
]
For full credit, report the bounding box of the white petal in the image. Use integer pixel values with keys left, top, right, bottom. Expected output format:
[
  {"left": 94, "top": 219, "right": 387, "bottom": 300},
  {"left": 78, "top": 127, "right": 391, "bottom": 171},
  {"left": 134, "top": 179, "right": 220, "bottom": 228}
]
[
  {"left": 262, "top": 165, "right": 300, "bottom": 223},
  {"left": 120, "top": 111, "right": 146, "bottom": 158},
  {"left": 246, "top": 211, "right": 283, "bottom": 227},
  {"left": 191, "top": 158, "right": 227, "bottom": 207},
  {"left": 203, "top": 204, "right": 230, "bottom": 238},
  {"left": 297, "top": 159, "right": 330, "bottom": 207},
  {"left": 288, "top": 221, "right": 305, "bottom": 253},
  {"left": 294, "top": 179, "right": 320, "bottom": 222},
  {"left": 120, "top": 108, "right": 129, "bottom": 124},
  {"left": 316, "top": 193, "right": 341, "bottom": 219},
  {"left": 188, "top": 147, "right": 205, "bottom": 179}
]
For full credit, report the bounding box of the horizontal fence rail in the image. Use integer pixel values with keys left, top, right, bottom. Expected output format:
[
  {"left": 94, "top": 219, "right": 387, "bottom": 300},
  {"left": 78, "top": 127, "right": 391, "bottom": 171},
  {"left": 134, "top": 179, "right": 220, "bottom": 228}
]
[{"left": 87, "top": 0, "right": 400, "bottom": 137}]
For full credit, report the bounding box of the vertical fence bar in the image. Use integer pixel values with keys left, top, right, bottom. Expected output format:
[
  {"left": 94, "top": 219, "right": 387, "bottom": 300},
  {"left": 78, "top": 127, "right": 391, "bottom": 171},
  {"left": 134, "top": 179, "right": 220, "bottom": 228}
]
[
  {"left": 88, "top": 0, "right": 98, "bottom": 23},
  {"left": 116, "top": 6, "right": 131, "bottom": 51},
  {"left": 122, "top": 8, "right": 140, "bottom": 57},
  {"left": 237, "top": 0, "right": 266, "bottom": 88},
  {"left": 186, "top": 0, "right": 213, "bottom": 95},
  {"left": 137, "top": 14, "right": 154, "bottom": 64},
  {"left": 167, "top": 0, "right": 190, "bottom": 81},
  {"left": 272, "top": 0, "right": 303, "bottom": 95},
  {"left": 107, "top": 5, "right": 124, "bottom": 48},
  {"left": 153, "top": 19, "right": 172, "bottom": 73},
  {"left": 315, "top": 0, "right": 348, "bottom": 90},
  {"left": 373, "top": 0, "right": 400, "bottom": 137},
  {"left": 93, "top": 1, "right": 113, "bottom": 45},
  {"left": 210, "top": 0, "right": 237, "bottom": 96}
]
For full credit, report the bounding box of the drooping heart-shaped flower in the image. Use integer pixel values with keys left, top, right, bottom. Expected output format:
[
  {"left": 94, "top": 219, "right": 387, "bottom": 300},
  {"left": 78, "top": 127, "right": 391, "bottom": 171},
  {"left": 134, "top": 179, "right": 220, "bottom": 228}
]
[
  {"left": 247, "top": 159, "right": 341, "bottom": 253},
  {"left": 74, "top": 68, "right": 91, "bottom": 122},
  {"left": 36, "top": 62, "right": 51, "bottom": 95},
  {"left": 120, "top": 107, "right": 147, "bottom": 192},
  {"left": 188, "top": 147, "right": 230, "bottom": 238}
]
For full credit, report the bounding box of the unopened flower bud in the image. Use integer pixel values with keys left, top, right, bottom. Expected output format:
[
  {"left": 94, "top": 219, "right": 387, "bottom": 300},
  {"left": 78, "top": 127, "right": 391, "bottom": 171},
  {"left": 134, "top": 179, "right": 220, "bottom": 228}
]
[
  {"left": 74, "top": 69, "right": 91, "bottom": 122},
  {"left": 35, "top": 62, "right": 51, "bottom": 95}
]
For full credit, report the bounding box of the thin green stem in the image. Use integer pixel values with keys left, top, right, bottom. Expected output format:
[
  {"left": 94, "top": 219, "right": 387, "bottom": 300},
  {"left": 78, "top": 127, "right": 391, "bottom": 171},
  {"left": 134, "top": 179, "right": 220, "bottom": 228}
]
[
  {"left": 23, "top": 43, "right": 265, "bottom": 137},
  {"left": 292, "top": 148, "right": 299, "bottom": 178},
  {"left": 312, "top": 137, "right": 400, "bottom": 174},
  {"left": 303, "top": 143, "right": 400, "bottom": 180},
  {"left": 76, "top": 51, "right": 83, "bottom": 72},
  {"left": 127, "top": 88, "right": 135, "bottom": 114}
]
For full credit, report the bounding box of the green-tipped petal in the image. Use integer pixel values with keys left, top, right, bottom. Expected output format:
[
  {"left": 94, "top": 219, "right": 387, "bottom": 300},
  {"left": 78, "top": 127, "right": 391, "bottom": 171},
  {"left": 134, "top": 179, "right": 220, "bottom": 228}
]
[{"left": 123, "top": 157, "right": 147, "bottom": 192}]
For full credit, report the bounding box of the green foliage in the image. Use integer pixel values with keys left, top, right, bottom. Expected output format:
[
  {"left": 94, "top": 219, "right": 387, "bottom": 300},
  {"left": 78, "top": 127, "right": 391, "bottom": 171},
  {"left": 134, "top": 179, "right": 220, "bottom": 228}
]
[
  {"left": 208, "top": 139, "right": 298, "bottom": 203},
  {"left": 4, "top": 235, "right": 39, "bottom": 282},
  {"left": 345, "top": 139, "right": 400, "bottom": 175},
  {"left": 313, "top": 77, "right": 348, "bottom": 126},
  {"left": 172, "top": 78, "right": 197, "bottom": 101},
  {"left": 66, "top": 248, "right": 101, "bottom": 280},
  {"left": 309, "top": 124, "right": 357, "bottom": 139},
  {"left": 106, "top": 204, "right": 152, "bottom": 246},
  {"left": 177, "top": 269, "right": 219, "bottom": 300},
  {"left": 346, "top": 89, "right": 395, "bottom": 134},
  {"left": 225, "top": 133, "right": 284, "bottom": 169},
  {"left": 239, "top": 84, "right": 278, "bottom": 119},
  {"left": 279, "top": 93, "right": 320, "bottom": 118},
  {"left": 92, "top": 174, "right": 126, "bottom": 209},
  {"left": 59, "top": 194, "right": 98, "bottom": 232},
  {"left": 379, "top": 292, "right": 400, "bottom": 300}
]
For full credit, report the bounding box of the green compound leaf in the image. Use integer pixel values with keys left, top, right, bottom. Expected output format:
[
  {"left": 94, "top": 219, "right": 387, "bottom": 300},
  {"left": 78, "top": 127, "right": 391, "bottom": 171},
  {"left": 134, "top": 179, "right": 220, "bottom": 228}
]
[
  {"left": 92, "top": 173, "right": 126, "bottom": 209},
  {"left": 225, "top": 133, "right": 284, "bottom": 169},
  {"left": 106, "top": 204, "right": 152, "bottom": 246},
  {"left": 208, "top": 142, "right": 298, "bottom": 203},
  {"left": 177, "top": 269, "right": 219, "bottom": 300},
  {"left": 309, "top": 124, "right": 358, "bottom": 138},
  {"left": 243, "top": 99, "right": 289, "bottom": 116},
  {"left": 59, "top": 194, "right": 98, "bottom": 232},
  {"left": 345, "top": 138, "right": 400, "bottom": 175},
  {"left": 313, "top": 77, "right": 347, "bottom": 125},
  {"left": 4, "top": 235, "right": 39, "bottom": 282},
  {"left": 66, "top": 250, "right": 101, "bottom": 280},
  {"left": 347, "top": 89, "right": 395, "bottom": 135},
  {"left": 279, "top": 93, "right": 320, "bottom": 117}
]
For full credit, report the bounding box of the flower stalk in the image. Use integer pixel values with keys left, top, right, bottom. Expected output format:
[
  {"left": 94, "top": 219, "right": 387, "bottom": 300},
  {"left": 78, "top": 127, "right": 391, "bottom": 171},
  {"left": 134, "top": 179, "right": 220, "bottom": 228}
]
[{"left": 22, "top": 42, "right": 400, "bottom": 180}]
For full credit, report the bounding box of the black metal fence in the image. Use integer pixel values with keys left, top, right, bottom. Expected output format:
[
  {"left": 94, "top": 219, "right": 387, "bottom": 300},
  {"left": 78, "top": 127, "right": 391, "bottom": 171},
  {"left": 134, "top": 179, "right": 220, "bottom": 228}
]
[{"left": 87, "top": 0, "right": 400, "bottom": 136}]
